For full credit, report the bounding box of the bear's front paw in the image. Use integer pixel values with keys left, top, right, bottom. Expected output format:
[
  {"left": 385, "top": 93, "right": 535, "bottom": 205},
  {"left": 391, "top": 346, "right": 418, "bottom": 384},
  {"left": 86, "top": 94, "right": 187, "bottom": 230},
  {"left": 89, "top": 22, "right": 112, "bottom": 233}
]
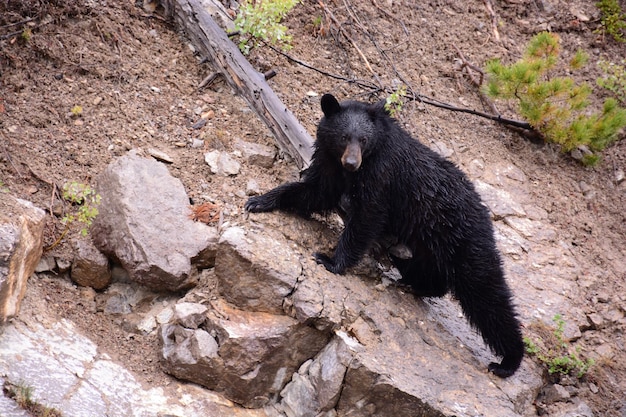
[
  {"left": 314, "top": 252, "right": 345, "bottom": 274},
  {"left": 244, "top": 196, "right": 274, "bottom": 213}
]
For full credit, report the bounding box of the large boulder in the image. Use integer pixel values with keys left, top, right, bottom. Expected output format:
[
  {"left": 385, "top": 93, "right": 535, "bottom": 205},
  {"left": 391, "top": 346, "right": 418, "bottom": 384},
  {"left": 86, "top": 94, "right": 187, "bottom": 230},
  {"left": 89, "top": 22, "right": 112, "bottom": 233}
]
[
  {"left": 0, "top": 195, "right": 46, "bottom": 323},
  {"left": 160, "top": 300, "right": 329, "bottom": 408},
  {"left": 91, "top": 151, "right": 218, "bottom": 292},
  {"left": 215, "top": 227, "right": 302, "bottom": 314},
  {"left": 207, "top": 218, "right": 542, "bottom": 415}
]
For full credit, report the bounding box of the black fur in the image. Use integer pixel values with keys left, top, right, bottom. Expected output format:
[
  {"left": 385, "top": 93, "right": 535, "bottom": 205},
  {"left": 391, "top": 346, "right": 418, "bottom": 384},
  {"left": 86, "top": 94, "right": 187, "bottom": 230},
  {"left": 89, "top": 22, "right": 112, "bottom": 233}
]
[{"left": 245, "top": 94, "right": 524, "bottom": 378}]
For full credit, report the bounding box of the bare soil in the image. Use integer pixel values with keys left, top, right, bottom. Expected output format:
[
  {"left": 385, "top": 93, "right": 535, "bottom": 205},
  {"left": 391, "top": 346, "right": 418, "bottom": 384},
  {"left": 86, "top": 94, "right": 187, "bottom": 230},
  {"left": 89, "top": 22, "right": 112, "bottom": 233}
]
[{"left": 1, "top": 0, "right": 625, "bottom": 415}]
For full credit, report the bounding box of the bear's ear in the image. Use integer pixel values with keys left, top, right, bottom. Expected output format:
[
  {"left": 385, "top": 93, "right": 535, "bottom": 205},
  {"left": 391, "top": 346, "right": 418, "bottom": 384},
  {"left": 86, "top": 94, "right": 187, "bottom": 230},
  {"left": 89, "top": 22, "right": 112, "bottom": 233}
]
[
  {"left": 321, "top": 94, "right": 341, "bottom": 118},
  {"left": 370, "top": 98, "right": 390, "bottom": 116}
]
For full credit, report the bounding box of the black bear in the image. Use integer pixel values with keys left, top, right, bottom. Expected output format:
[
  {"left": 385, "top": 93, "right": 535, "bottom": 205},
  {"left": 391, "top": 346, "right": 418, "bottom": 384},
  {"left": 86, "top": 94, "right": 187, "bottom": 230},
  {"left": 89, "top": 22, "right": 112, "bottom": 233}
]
[{"left": 245, "top": 94, "right": 524, "bottom": 378}]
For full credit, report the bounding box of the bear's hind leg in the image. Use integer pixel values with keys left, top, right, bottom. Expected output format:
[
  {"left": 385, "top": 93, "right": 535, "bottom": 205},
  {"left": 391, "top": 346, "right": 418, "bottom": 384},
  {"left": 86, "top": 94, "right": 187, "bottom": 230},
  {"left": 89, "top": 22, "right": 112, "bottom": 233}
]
[
  {"left": 453, "top": 264, "right": 524, "bottom": 378},
  {"left": 391, "top": 256, "right": 448, "bottom": 297}
]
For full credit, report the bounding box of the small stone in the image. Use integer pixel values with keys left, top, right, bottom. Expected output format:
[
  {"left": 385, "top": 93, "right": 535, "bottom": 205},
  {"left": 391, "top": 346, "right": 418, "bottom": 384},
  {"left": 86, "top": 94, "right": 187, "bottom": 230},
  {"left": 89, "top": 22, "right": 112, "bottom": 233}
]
[
  {"left": 192, "top": 119, "right": 207, "bottom": 129},
  {"left": 615, "top": 169, "right": 624, "bottom": 184},
  {"left": 156, "top": 307, "right": 174, "bottom": 324},
  {"left": 71, "top": 238, "right": 111, "bottom": 290},
  {"left": 150, "top": 86, "right": 161, "bottom": 93},
  {"left": 147, "top": 148, "right": 174, "bottom": 164},
  {"left": 586, "top": 312, "right": 604, "bottom": 329},
  {"left": 233, "top": 138, "right": 276, "bottom": 168},
  {"left": 542, "top": 384, "right": 570, "bottom": 405},
  {"left": 191, "top": 139, "right": 204, "bottom": 148},
  {"left": 173, "top": 302, "right": 208, "bottom": 329},
  {"left": 137, "top": 315, "right": 157, "bottom": 334},
  {"left": 35, "top": 255, "right": 57, "bottom": 273},
  {"left": 204, "top": 150, "right": 241, "bottom": 176},
  {"left": 246, "top": 179, "right": 260, "bottom": 196},
  {"left": 93, "top": 96, "right": 103, "bottom": 105},
  {"left": 433, "top": 141, "right": 453, "bottom": 158},
  {"left": 55, "top": 257, "right": 72, "bottom": 273}
]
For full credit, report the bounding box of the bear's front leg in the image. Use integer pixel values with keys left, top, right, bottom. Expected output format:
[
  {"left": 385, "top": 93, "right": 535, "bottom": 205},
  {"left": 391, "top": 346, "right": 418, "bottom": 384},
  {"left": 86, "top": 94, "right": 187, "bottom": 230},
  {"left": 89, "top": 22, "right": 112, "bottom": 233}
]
[
  {"left": 315, "top": 209, "right": 384, "bottom": 275},
  {"left": 313, "top": 252, "right": 345, "bottom": 274}
]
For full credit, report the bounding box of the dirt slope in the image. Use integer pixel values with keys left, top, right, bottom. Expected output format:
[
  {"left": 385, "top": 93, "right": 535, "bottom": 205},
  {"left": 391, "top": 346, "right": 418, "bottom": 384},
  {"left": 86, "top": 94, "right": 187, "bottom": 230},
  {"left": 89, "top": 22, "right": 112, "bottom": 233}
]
[{"left": 1, "top": 0, "right": 625, "bottom": 414}]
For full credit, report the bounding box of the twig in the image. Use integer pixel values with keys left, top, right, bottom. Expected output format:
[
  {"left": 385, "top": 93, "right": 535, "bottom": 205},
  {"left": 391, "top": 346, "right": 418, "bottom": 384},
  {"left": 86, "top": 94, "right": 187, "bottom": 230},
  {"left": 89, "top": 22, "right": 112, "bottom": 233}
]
[
  {"left": 198, "top": 71, "right": 221, "bottom": 89},
  {"left": 483, "top": 0, "right": 501, "bottom": 43},
  {"left": 370, "top": 0, "right": 409, "bottom": 36},
  {"left": 0, "top": 17, "right": 35, "bottom": 29},
  {"left": 341, "top": 0, "right": 415, "bottom": 99},
  {"left": 265, "top": 44, "right": 381, "bottom": 92},
  {"left": 2, "top": 142, "right": 24, "bottom": 178},
  {"left": 44, "top": 224, "right": 69, "bottom": 252},
  {"left": 0, "top": 29, "right": 25, "bottom": 40},
  {"left": 319, "top": 0, "right": 382, "bottom": 89},
  {"left": 452, "top": 44, "right": 484, "bottom": 87}
]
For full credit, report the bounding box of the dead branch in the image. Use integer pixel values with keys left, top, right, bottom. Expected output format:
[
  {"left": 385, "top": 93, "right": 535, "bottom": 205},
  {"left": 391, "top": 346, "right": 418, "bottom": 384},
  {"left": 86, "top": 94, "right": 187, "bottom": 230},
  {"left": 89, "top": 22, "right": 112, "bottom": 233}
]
[
  {"left": 161, "top": 0, "right": 314, "bottom": 169},
  {"left": 198, "top": 72, "right": 221, "bottom": 90},
  {"left": 413, "top": 95, "right": 533, "bottom": 130}
]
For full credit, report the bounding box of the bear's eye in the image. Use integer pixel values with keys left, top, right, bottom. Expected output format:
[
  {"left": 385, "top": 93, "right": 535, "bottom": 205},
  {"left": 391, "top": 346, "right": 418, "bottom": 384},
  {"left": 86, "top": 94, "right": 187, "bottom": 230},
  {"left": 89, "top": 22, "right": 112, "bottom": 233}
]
[
  {"left": 359, "top": 137, "right": 367, "bottom": 145},
  {"left": 340, "top": 135, "right": 348, "bottom": 144}
]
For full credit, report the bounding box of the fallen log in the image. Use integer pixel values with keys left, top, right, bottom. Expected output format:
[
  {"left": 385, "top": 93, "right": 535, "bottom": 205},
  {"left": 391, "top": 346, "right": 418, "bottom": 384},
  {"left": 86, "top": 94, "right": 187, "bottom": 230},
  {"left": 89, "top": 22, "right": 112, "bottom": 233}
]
[{"left": 160, "top": 0, "right": 314, "bottom": 169}]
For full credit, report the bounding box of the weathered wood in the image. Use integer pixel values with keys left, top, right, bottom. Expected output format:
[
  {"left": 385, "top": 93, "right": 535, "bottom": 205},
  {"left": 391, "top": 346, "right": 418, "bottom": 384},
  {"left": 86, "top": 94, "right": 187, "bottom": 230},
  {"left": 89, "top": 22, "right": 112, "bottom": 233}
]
[{"left": 162, "top": 0, "right": 314, "bottom": 169}]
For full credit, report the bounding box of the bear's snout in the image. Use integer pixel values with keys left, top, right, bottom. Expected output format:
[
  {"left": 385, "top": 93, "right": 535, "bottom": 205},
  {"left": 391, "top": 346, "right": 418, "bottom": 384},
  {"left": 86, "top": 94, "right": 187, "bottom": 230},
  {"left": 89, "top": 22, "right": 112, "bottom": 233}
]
[{"left": 341, "top": 141, "right": 362, "bottom": 171}]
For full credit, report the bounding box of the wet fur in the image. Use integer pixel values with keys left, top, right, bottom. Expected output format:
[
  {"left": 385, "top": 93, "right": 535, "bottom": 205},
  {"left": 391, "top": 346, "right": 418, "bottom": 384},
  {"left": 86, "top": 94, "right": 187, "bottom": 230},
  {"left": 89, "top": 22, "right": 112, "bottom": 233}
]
[{"left": 245, "top": 94, "right": 524, "bottom": 377}]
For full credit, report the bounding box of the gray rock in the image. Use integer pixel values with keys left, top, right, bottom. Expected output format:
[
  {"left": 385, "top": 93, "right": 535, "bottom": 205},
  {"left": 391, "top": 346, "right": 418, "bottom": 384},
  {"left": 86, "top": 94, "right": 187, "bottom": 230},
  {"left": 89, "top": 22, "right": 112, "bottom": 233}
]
[
  {"left": 215, "top": 227, "right": 302, "bottom": 314},
  {"left": 204, "top": 150, "right": 241, "bottom": 176},
  {"left": 173, "top": 302, "right": 208, "bottom": 329},
  {"left": 71, "top": 237, "right": 111, "bottom": 290},
  {"left": 474, "top": 180, "right": 526, "bottom": 219},
  {"left": 280, "top": 333, "right": 357, "bottom": 416},
  {"left": 0, "top": 310, "right": 249, "bottom": 417},
  {"left": 95, "top": 283, "right": 157, "bottom": 315},
  {"left": 147, "top": 148, "right": 174, "bottom": 164},
  {"left": 55, "top": 257, "right": 72, "bottom": 273},
  {"left": 34, "top": 255, "right": 57, "bottom": 273},
  {"left": 246, "top": 179, "right": 261, "bottom": 196},
  {"left": 234, "top": 138, "right": 276, "bottom": 168},
  {"left": 0, "top": 195, "right": 46, "bottom": 323},
  {"left": 160, "top": 300, "right": 330, "bottom": 408},
  {"left": 91, "top": 151, "right": 216, "bottom": 292},
  {"left": 550, "top": 399, "right": 594, "bottom": 417},
  {"left": 542, "top": 384, "right": 571, "bottom": 405},
  {"left": 216, "top": 221, "right": 542, "bottom": 415}
]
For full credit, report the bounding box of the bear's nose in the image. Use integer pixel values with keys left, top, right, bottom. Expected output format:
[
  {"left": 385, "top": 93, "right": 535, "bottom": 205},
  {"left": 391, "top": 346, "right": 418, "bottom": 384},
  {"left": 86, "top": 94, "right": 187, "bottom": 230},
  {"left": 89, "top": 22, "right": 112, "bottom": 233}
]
[{"left": 343, "top": 157, "right": 360, "bottom": 171}]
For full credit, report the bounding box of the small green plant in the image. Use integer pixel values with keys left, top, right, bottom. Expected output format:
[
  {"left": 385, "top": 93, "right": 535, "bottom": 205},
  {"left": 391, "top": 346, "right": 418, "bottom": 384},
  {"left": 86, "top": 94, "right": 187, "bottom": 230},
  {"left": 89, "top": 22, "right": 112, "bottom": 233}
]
[
  {"left": 3, "top": 380, "right": 62, "bottom": 417},
  {"left": 484, "top": 32, "right": 626, "bottom": 163},
  {"left": 70, "top": 105, "right": 83, "bottom": 117},
  {"left": 21, "top": 27, "right": 32, "bottom": 42},
  {"left": 234, "top": 0, "right": 300, "bottom": 55},
  {"left": 312, "top": 15, "right": 323, "bottom": 29},
  {"left": 597, "top": 59, "right": 626, "bottom": 105},
  {"left": 0, "top": 180, "right": 8, "bottom": 193},
  {"left": 61, "top": 181, "right": 101, "bottom": 237},
  {"left": 385, "top": 85, "right": 407, "bottom": 117},
  {"left": 596, "top": 0, "right": 626, "bottom": 43},
  {"left": 524, "top": 314, "right": 594, "bottom": 379}
]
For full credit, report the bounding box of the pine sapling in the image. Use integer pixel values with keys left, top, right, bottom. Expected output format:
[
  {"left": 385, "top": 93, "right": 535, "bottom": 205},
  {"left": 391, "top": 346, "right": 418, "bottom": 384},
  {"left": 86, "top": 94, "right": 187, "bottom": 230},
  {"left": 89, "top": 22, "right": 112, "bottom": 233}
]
[{"left": 484, "top": 32, "right": 626, "bottom": 163}]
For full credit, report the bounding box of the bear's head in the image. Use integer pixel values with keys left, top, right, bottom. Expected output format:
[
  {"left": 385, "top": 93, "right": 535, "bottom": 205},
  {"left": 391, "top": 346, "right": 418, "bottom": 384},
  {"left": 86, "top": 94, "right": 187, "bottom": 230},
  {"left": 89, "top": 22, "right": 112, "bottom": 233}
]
[{"left": 317, "top": 94, "right": 387, "bottom": 172}]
